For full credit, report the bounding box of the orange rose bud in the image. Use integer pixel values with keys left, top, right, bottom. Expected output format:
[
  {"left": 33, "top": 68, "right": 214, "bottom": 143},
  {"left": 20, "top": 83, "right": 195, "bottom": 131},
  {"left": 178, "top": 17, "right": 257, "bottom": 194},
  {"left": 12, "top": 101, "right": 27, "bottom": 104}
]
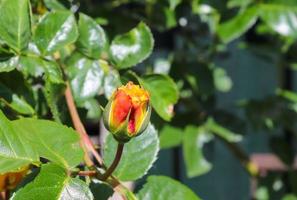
[
  {"left": 0, "top": 166, "right": 29, "bottom": 191},
  {"left": 103, "top": 81, "right": 151, "bottom": 143}
]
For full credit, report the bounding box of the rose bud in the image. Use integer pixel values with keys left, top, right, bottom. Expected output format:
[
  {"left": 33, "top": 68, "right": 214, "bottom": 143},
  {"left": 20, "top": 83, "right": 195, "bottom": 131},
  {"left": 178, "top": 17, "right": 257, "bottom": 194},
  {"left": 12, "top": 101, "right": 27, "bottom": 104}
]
[{"left": 103, "top": 81, "right": 151, "bottom": 143}]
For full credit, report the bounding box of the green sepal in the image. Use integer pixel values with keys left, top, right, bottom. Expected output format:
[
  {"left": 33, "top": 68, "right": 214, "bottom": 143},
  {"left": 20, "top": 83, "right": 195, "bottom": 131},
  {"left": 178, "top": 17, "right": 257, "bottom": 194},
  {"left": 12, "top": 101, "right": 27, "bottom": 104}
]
[
  {"left": 134, "top": 102, "right": 151, "bottom": 136},
  {"left": 112, "top": 112, "right": 132, "bottom": 143},
  {"left": 103, "top": 93, "right": 132, "bottom": 143},
  {"left": 103, "top": 94, "right": 114, "bottom": 133}
]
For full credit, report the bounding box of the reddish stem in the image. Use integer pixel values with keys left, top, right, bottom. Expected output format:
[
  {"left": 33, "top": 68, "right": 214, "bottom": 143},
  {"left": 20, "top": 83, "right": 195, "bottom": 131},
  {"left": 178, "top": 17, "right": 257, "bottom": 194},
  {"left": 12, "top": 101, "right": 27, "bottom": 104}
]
[
  {"left": 102, "top": 143, "right": 124, "bottom": 180},
  {"left": 65, "top": 82, "right": 104, "bottom": 167},
  {"left": 78, "top": 170, "right": 97, "bottom": 177}
]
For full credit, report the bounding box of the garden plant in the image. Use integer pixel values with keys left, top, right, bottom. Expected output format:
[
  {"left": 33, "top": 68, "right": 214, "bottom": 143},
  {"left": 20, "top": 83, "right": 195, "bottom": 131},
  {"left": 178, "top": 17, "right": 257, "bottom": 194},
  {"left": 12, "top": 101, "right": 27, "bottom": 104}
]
[{"left": 1, "top": 0, "right": 297, "bottom": 200}]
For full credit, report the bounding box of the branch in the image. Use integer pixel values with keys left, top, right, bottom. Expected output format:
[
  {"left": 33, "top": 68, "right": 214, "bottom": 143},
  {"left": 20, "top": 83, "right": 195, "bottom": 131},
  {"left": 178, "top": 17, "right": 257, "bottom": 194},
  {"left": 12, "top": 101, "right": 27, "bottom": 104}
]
[
  {"left": 219, "top": 137, "right": 259, "bottom": 177},
  {"left": 77, "top": 170, "right": 97, "bottom": 177},
  {"left": 108, "top": 177, "right": 136, "bottom": 200},
  {"left": 65, "top": 82, "right": 104, "bottom": 167}
]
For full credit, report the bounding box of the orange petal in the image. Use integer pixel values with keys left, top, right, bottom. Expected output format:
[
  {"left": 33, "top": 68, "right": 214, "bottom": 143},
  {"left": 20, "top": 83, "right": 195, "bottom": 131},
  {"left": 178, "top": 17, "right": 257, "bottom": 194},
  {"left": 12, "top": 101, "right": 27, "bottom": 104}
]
[
  {"left": 128, "top": 103, "right": 146, "bottom": 135},
  {"left": 111, "top": 90, "right": 132, "bottom": 128},
  {"left": 128, "top": 108, "right": 136, "bottom": 134}
]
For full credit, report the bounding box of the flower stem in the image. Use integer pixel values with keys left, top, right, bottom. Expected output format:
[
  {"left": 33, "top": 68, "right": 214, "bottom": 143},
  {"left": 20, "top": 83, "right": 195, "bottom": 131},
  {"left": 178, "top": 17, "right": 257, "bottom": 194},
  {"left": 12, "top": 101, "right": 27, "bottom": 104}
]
[
  {"left": 65, "top": 82, "right": 104, "bottom": 167},
  {"left": 102, "top": 143, "right": 124, "bottom": 180},
  {"left": 77, "top": 170, "right": 97, "bottom": 177}
]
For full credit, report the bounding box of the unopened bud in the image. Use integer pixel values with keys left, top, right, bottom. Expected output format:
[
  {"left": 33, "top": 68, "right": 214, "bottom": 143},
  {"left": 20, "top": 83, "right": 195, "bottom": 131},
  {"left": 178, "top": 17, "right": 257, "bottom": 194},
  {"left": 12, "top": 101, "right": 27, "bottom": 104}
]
[{"left": 103, "top": 82, "right": 151, "bottom": 143}]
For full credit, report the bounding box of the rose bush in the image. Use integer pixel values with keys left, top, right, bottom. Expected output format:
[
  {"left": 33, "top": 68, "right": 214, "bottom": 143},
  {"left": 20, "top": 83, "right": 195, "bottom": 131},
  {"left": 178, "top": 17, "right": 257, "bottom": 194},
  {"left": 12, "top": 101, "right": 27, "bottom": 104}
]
[{"left": 1, "top": 0, "right": 297, "bottom": 200}]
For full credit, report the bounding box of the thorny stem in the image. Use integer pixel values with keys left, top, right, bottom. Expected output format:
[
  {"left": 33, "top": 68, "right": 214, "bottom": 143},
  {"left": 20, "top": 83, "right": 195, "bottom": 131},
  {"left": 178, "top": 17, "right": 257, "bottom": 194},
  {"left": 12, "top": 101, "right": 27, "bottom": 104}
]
[
  {"left": 65, "top": 82, "right": 104, "bottom": 167},
  {"left": 102, "top": 143, "right": 124, "bottom": 180},
  {"left": 77, "top": 170, "right": 97, "bottom": 177}
]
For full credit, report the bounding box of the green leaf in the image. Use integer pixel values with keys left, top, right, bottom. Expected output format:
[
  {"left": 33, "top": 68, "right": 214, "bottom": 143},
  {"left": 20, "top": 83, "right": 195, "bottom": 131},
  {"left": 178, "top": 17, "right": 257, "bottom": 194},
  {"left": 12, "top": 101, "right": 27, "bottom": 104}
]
[
  {"left": 255, "top": 186, "right": 269, "bottom": 200},
  {"left": 139, "top": 74, "right": 179, "bottom": 121},
  {"left": 44, "top": 0, "right": 67, "bottom": 10},
  {"left": 116, "top": 186, "right": 138, "bottom": 200},
  {"left": 0, "top": 72, "right": 35, "bottom": 115},
  {"left": 103, "top": 123, "right": 159, "bottom": 181},
  {"left": 259, "top": 4, "right": 297, "bottom": 37},
  {"left": 0, "top": 0, "right": 31, "bottom": 52},
  {"left": 282, "top": 194, "right": 297, "bottom": 200},
  {"left": 163, "top": 8, "right": 177, "bottom": 29},
  {"left": 206, "top": 118, "right": 242, "bottom": 142},
  {"left": 159, "top": 125, "right": 183, "bottom": 149},
  {"left": 277, "top": 89, "right": 297, "bottom": 102},
  {"left": 18, "top": 56, "right": 43, "bottom": 77},
  {"left": 77, "top": 13, "right": 108, "bottom": 59},
  {"left": 19, "top": 56, "right": 64, "bottom": 83},
  {"left": 217, "top": 7, "right": 258, "bottom": 43},
  {"left": 110, "top": 22, "right": 154, "bottom": 69},
  {"left": 95, "top": 17, "right": 109, "bottom": 26},
  {"left": 192, "top": 4, "right": 220, "bottom": 33},
  {"left": 44, "top": 81, "right": 65, "bottom": 123},
  {"left": 12, "top": 163, "right": 93, "bottom": 200},
  {"left": 183, "top": 126, "right": 213, "bottom": 178},
  {"left": 269, "top": 0, "right": 297, "bottom": 6},
  {"left": 90, "top": 180, "right": 113, "bottom": 200},
  {"left": 61, "top": 178, "right": 93, "bottom": 199},
  {"left": 41, "top": 61, "right": 64, "bottom": 84},
  {"left": 11, "top": 118, "right": 84, "bottom": 169},
  {"left": 66, "top": 52, "right": 104, "bottom": 103},
  {"left": 82, "top": 98, "right": 102, "bottom": 120},
  {"left": 277, "top": 89, "right": 297, "bottom": 113},
  {"left": 0, "top": 110, "right": 39, "bottom": 174},
  {"left": 137, "top": 176, "right": 201, "bottom": 200},
  {"left": 103, "top": 69, "right": 121, "bottom": 99},
  {"left": 0, "top": 57, "right": 19, "bottom": 73},
  {"left": 213, "top": 67, "right": 233, "bottom": 92},
  {"left": 34, "top": 11, "right": 78, "bottom": 55},
  {"left": 168, "top": 0, "right": 182, "bottom": 10},
  {"left": 227, "top": 0, "right": 253, "bottom": 8},
  {"left": 18, "top": 54, "right": 64, "bottom": 119},
  {"left": 8, "top": 94, "right": 35, "bottom": 115}
]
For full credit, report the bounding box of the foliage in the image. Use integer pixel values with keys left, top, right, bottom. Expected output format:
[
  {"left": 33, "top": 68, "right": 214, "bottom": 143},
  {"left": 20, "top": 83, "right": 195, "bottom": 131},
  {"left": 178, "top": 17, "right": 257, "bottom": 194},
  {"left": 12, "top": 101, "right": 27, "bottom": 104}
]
[{"left": 0, "top": 0, "right": 297, "bottom": 199}]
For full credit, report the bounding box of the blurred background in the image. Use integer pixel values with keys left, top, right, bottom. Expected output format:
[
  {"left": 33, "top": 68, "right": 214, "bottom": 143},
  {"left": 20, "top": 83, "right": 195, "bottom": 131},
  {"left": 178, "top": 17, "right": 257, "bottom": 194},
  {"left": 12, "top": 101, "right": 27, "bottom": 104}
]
[{"left": 14, "top": 0, "right": 297, "bottom": 199}]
